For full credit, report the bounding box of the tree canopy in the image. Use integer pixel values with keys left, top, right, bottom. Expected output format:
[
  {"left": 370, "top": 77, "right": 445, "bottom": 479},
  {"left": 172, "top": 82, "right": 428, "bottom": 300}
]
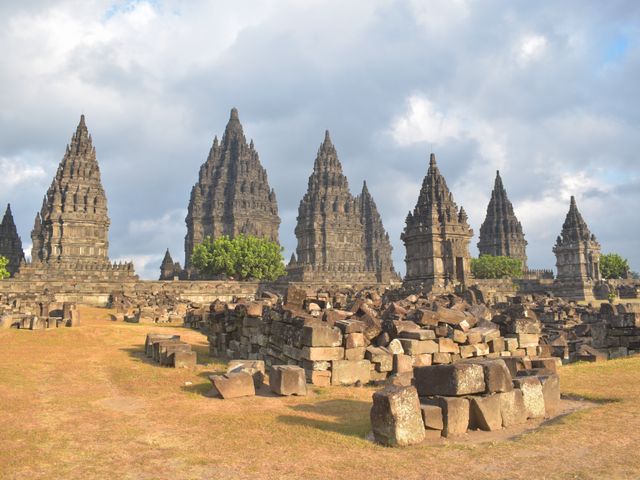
[
  {"left": 0, "top": 257, "right": 9, "bottom": 280},
  {"left": 191, "top": 234, "right": 286, "bottom": 281},
  {"left": 471, "top": 255, "right": 523, "bottom": 279},
  {"left": 600, "top": 253, "right": 630, "bottom": 279}
]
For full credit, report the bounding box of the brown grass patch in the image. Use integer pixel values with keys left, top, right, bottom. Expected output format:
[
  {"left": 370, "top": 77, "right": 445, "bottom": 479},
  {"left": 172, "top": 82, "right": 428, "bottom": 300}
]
[{"left": 1, "top": 306, "right": 639, "bottom": 479}]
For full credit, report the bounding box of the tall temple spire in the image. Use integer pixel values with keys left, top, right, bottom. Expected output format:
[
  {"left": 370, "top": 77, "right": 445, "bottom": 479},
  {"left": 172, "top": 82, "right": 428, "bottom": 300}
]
[
  {"left": 30, "top": 115, "right": 111, "bottom": 265},
  {"left": 288, "top": 132, "right": 396, "bottom": 283},
  {"left": 402, "top": 151, "right": 473, "bottom": 290},
  {"left": 184, "top": 108, "right": 280, "bottom": 274},
  {"left": 0, "top": 203, "right": 25, "bottom": 276},
  {"left": 477, "top": 170, "right": 528, "bottom": 268}
]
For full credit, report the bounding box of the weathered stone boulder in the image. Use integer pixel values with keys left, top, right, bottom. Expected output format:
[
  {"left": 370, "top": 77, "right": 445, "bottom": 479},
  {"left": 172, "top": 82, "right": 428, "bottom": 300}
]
[
  {"left": 270, "top": 365, "right": 307, "bottom": 396},
  {"left": 463, "top": 359, "right": 513, "bottom": 393},
  {"left": 302, "top": 324, "right": 342, "bottom": 347},
  {"left": 414, "top": 364, "right": 485, "bottom": 397},
  {"left": 370, "top": 385, "right": 426, "bottom": 447},
  {"left": 209, "top": 371, "right": 256, "bottom": 399}
]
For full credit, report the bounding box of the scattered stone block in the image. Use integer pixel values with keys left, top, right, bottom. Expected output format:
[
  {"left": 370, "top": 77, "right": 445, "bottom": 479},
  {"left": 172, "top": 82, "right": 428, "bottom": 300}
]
[
  {"left": 344, "top": 347, "right": 366, "bottom": 361},
  {"left": 270, "top": 365, "right": 307, "bottom": 396},
  {"left": 393, "top": 354, "right": 413, "bottom": 374},
  {"left": 345, "top": 332, "right": 365, "bottom": 349},
  {"left": 370, "top": 385, "right": 426, "bottom": 447},
  {"left": 463, "top": 359, "right": 513, "bottom": 393},
  {"left": 171, "top": 350, "right": 196, "bottom": 368},
  {"left": 399, "top": 338, "right": 438, "bottom": 355},
  {"left": 432, "top": 352, "right": 452, "bottom": 364},
  {"left": 228, "top": 360, "right": 266, "bottom": 389},
  {"left": 301, "top": 346, "right": 344, "bottom": 361},
  {"left": 210, "top": 371, "right": 255, "bottom": 399}
]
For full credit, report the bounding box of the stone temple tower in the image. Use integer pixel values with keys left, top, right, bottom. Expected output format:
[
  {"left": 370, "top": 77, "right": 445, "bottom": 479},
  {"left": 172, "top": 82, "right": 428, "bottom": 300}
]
[
  {"left": 0, "top": 204, "right": 25, "bottom": 276},
  {"left": 18, "top": 115, "right": 136, "bottom": 281},
  {"left": 31, "top": 115, "right": 110, "bottom": 265},
  {"left": 553, "top": 196, "right": 601, "bottom": 300},
  {"left": 287, "top": 131, "right": 396, "bottom": 284},
  {"left": 402, "top": 153, "right": 473, "bottom": 291},
  {"left": 477, "top": 171, "right": 528, "bottom": 268},
  {"left": 184, "top": 108, "right": 280, "bottom": 273}
]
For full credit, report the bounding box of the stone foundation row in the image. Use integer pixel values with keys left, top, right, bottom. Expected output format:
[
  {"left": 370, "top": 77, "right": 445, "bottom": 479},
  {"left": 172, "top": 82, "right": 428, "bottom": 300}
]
[{"left": 144, "top": 333, "right": 197, "bottom": 368}]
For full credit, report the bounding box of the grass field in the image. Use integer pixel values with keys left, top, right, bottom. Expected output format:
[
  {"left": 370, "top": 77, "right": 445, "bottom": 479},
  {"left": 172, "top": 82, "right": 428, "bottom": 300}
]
[{"left": 1, "top": 307, "right": 639, "bottom": 480}]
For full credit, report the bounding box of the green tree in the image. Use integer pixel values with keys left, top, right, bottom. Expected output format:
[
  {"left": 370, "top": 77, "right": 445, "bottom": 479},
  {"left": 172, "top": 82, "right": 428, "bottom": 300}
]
[
  {"left": 471, "top": 255, "right": 523, "bottom": 279},
  {"left": 600, "top": 253, "right": 630, "bottom": 279},
  {"left": 0, "top": 256, "right": 9, "bottom": 280},
  {"left": 191, "top": 234, "right": 286, "bottom": 281}
]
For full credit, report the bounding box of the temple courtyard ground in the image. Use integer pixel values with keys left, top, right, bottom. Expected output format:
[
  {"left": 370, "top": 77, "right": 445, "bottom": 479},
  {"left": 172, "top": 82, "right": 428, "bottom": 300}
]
[{"left": 1, "top": 307, "right": 639, "bottom": 480}]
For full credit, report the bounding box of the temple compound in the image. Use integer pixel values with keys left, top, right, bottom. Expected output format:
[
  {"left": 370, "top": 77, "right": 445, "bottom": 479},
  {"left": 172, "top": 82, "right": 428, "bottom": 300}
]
[
  {"left": 477, "top": 171, "right": 528, "bottom": 268},
  {"left": 0, "top": 204, "right": 25, "bottom": 276},
  {"left": 15, "top": 115, "right": 136, "bottom": 282},
  {"left": 402, "top": 153, "right": 473, "bottom": 291},
  {"left": 287, "top": 131, "right": 397, "bottom": 284},
  {"left": 183, "top": 108, "right": 280, "bottom": 277},
  {"left": 553, "top": 196, "right": 601, "bottom": 301}
]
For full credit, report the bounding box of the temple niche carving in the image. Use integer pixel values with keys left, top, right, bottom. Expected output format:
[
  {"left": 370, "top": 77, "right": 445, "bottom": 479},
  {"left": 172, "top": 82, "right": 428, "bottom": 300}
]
[
  {"left": 0, "top": 204, "right": 25, "bottom": 276},
  {"left": 477, "top": 171, "right": 528, "bottom": 268},
  {"left": 553, "top": 196, "right": 601, "bottom": 301},
  {"left": 402, "top": 153, "right": 473, "bottom": 292},
  {"left": 287, "top": 131, "right": 397, "bottom": 284},
  {"left": 16, "top": 115, "right": 136, "bottom": 281},
  {"left": 184, "top": 108, "right": 280, "bottom": 276}
]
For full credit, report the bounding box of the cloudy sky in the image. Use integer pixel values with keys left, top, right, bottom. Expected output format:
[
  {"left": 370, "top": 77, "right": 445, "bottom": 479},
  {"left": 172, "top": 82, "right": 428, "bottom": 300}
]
[{"left": 0, "top": 0, "right": 638, "bottom": 279}]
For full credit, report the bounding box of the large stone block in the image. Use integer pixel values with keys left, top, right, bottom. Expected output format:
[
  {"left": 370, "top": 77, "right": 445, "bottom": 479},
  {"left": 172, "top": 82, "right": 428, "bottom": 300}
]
[
  {"left": 345, "top": 332, "right": 365, "bottom": 349},
  {"left": 371, "top": 385, "right": 426, "bottom": 447},
  {"left": 463, "top": 359, "right": 513, "bottom": 393},
  {"left": 145, "top": 333, "right": 180, "bottom": 357},
  {"left": 398, "top": 329, "right": 436, "bottom": 340},
  {"left": 270, "top": 365, "right": 307, "bottom": 396},
  {"left": 301, "top": 346, "right": 344, "bottom": 361},
  {"left": 499, "top": 389, "right": 527, "bottom": 427},
  {"left": 331, "top": 360, "right": 371, "bottom": 386},
  {"left": 159, "top": 343, "right": 192, "bottom": 366},
  {"left": 228, "top": 360, "right": 266, "bottom": 389},
  {"left": 209, "top": 371, "right": 256, "bottom": 399},
  {"left": 421, "top": 396, "right": 469, "bottom": 437},
  {"left": 399, "top": 338, "right": 438, "bottom": 355},
  {"left": 365, "top": 346, "right": 393, "bottom": 372},
  {"left": 539, "top": 374, "right": 561, "bottom": 417},
  {"left": 414, "top": 364, "right": 485, "bottom": 396},
  {"left": 344, "top": 347, "right": 366, "bottom": 361},
  {"left": 469, "top": 394, "right": 502, "bottom": 431},
  {"left": 420, "top": 404, "right": 443, "bottom": 432},
  {"left": 302, "top": 324, "right": 342, "bottom": 347},
  {"left": 513, "top": 377, "right": 545, "bottom": 419},
  {"left": 171, "top": 350, "right": 196, "bottom": 368}
]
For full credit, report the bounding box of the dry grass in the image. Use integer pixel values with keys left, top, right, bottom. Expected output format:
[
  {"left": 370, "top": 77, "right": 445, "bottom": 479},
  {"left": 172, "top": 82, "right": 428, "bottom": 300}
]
[{"left": 1, "top": 307, "right": 639, "bottom": 480}]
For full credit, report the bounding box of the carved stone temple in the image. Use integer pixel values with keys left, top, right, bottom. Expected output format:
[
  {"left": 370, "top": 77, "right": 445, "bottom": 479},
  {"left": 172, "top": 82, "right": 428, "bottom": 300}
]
[
  {"left": 477, "top": 171, "right": 528, "bottom": 268},
  {"left": 16, "top": 115, "right": 136, "bottom": 281},
  {"left": 184, "top": 108, "right": 280, "bottom": 276},
  {"left": 402, "top": 153, "right": 473, "bottom": 291},
  {"left": 0, "top": 204, "right": 25, "bottom": 276},
  {"left": 287, "top": 131, "right": 397, "bottom": 284},
  {"left": 553, "top": 196, "right": 601, "bottom": 300}
]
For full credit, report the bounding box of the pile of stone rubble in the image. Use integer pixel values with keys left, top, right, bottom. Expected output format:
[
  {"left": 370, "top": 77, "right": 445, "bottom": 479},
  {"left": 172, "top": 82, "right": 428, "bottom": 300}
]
[
  {"left": 190, "top": 286, "right": 550, "bottom": 387},
  {"left": 370, "top": 356, "right": 561, "bottom": 446},
  {"left": 0, "top": 296, "right": 80, "bottom": 329}
]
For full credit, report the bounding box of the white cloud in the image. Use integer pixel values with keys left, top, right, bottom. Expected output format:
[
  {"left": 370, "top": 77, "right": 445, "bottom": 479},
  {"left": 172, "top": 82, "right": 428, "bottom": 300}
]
[
  {"left": 0, "top": 156, "right": 47, "bottom": 190},
  {"left": 516, "top": 34, "right": 548, "bottom": 64}
]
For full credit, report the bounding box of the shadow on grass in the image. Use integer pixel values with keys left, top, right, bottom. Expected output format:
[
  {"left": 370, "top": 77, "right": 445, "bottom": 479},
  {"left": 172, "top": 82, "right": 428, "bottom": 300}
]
[
  {"left": 560, "top": 393, "right": 622, "bottom": 405},
  {"left": 277, "top": 399, "right": 371, "bottom": 438}
]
